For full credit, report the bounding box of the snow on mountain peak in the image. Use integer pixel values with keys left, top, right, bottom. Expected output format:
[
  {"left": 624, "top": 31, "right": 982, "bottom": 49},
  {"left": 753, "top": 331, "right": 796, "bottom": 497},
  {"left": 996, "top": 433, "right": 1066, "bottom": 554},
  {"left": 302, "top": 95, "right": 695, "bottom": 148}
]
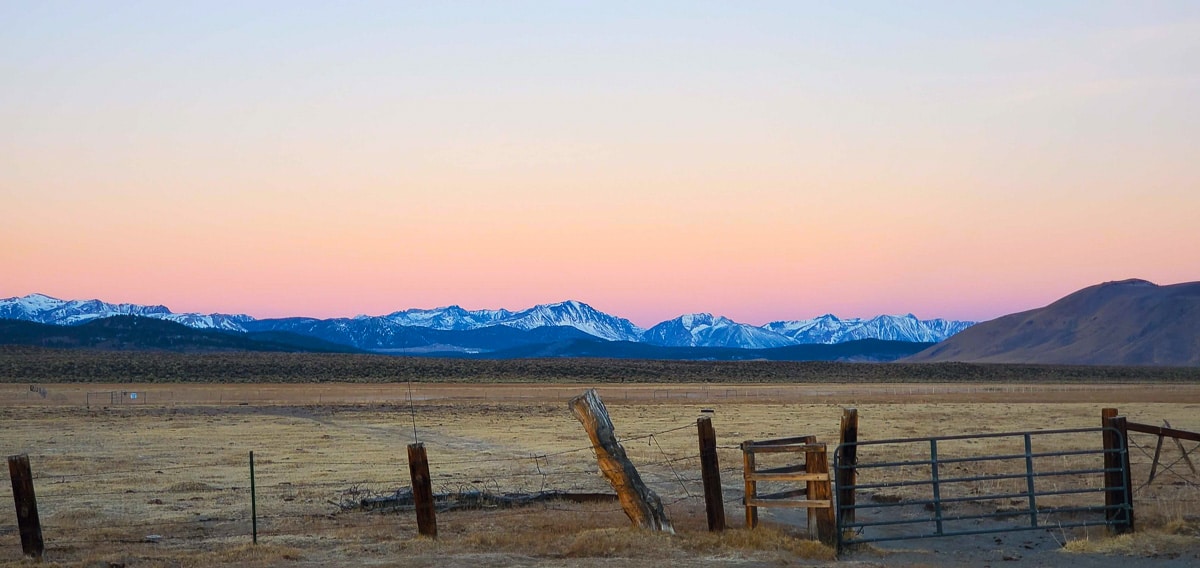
[
  {"left": 0, "top": 293, "right": 253, "bottom": 331},
  {"left": 377, "top": 300, "right": 642, "bottom": 341},
  {"left": 0, "top": 293, "right": 975, "bottom": 349},
  {"left": 644, "top": 313, "right": 794, "bottom": 349},
  {"left": 498, "top": 300, "right": 644, "bottom": 342},
  {"left": 765, "top": 313, "right": 974, "bottom": 344}
]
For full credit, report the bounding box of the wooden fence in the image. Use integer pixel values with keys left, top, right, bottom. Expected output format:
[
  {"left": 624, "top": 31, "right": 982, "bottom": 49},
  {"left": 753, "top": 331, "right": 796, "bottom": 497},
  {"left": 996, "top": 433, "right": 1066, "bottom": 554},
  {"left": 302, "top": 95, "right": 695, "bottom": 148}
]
[
  {"left": 5, "top": 406, "right": 838, "bottom": 561},
  {"left": 740, "top": 436, "right": 835, "bottom": 545}
]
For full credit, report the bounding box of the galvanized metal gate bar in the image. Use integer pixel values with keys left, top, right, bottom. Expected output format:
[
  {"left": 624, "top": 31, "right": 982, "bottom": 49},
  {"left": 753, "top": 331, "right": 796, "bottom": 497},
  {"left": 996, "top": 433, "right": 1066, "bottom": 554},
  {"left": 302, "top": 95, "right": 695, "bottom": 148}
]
[{"left": 834, "top": 427, "right": 1131, "bottom": 550}]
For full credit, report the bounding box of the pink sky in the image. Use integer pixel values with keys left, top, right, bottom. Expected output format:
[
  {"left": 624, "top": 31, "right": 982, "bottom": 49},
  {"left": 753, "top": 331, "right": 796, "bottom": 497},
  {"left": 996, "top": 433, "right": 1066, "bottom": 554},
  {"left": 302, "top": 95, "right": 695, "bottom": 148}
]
[{"left": 3, "top": 3, "right": 1198, "bottom": 327}]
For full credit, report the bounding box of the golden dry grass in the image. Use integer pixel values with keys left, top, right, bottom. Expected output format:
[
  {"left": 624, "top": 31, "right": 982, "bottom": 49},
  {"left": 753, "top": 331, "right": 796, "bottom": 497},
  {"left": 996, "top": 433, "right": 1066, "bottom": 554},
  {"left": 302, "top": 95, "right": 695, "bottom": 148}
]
[
  {"left": 1063, "top": 531, "right": 1200, "bottom": 556},
  {"left": 0, "top": 382, "right": 1197, "bottom": 566}
]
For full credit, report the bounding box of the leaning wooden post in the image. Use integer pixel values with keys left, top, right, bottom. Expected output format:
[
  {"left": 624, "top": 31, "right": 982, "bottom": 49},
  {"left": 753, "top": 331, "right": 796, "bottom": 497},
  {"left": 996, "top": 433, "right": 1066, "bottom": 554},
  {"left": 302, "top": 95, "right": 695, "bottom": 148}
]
[
  {"left": 697, "top": 416, "right": 725, "bottom": 531},
  {"left": 837, "top": 408, "right": 859, "bottom": 527},
  {"left": 7, "top": 454, "right": 44, "bottom": 560},
  {"left": 807, "top": 446, "right": 837, "bottom": 546},
  {"left": 569, "top": 389, "right": 673, "bottom": 533},
  {"left": 407, "top": 443, "right": 437, "bottom": 538},
  {"left": 1164, "top": 420, "right": 1199, "bottom": 476}
]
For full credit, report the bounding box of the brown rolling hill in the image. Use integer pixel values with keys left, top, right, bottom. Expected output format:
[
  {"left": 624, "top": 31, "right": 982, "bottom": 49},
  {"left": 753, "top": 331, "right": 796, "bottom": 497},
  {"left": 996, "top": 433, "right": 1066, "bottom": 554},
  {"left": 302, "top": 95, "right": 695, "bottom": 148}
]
[{"left": 905, "top": 279, "right": 1200, "bottom": 366}]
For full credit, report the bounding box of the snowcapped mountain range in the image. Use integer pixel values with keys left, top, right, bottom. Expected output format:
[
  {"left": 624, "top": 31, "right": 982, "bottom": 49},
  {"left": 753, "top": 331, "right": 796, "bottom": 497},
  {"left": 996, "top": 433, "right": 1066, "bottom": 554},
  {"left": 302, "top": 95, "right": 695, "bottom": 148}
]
[
  {"left": 0, "top": 294, "right": 254, "bottom": 332},
  {"left": 763, "top": 313, "right": 975, "bottom": 344},
  {"left": 0, "top": 293, "right": 975, "bottom": 352},
  {"left": 644, "top": 314, "right": 796, "bottom": 349},
  {"left": 384, "top": 300, "right": 643, "bottom": 342}
]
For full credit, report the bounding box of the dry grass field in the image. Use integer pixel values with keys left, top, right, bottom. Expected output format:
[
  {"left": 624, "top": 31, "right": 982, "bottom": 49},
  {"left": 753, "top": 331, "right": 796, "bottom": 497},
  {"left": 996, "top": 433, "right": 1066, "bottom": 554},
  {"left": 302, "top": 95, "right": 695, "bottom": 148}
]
[{"left": 2, "top": 382, "right": 1199, "bottom": 567}]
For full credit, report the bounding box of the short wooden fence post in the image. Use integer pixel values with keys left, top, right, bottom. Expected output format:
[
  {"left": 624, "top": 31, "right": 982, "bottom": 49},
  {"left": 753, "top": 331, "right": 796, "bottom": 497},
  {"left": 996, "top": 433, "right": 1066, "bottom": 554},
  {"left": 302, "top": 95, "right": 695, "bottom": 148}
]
[
  {"left": 697, "top": 417, "right": 725, "bottom": 531},
  {"left": 742, "top": 442, "right": 758, "bottom": 528},
  {"left": 408, "top": 443, "right": 437, "bottom": 538},
  {"left": 741, "top": 436, "right": 830, "bottom": 540},
  {"left": 7, "top": 454, "right": 44, "bottom": 559}
]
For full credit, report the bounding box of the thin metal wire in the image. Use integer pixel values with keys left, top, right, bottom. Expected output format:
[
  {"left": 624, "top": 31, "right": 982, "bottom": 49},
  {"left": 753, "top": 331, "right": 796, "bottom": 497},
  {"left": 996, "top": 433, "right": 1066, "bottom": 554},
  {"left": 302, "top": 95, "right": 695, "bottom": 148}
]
[{"left": 407, "top": 379, "right": 418, "bottom": 444}]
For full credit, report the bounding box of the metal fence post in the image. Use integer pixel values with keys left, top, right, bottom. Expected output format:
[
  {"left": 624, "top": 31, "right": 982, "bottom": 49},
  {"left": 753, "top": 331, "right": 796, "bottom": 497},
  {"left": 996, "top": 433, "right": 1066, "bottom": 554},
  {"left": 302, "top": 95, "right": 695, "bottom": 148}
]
[
  {"left": 929, "top": 439, "right": 943, "bottom": 535},
  {"left": 250, "top": 451, "right": 258, "bottom": 544},
  {"left": 1023, "top": 433, "right": 1038, "bottom": 528}
]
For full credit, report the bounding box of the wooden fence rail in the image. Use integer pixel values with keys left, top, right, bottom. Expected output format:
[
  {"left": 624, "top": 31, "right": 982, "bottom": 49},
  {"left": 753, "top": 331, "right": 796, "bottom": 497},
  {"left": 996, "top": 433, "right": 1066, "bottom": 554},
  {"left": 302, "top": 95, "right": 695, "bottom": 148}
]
[
  {"left": 741, "top": 436, "right": 835, "bottom": 545},
  {"left": 1106, "top": 407, "right": 1200, "bottom": 489}
]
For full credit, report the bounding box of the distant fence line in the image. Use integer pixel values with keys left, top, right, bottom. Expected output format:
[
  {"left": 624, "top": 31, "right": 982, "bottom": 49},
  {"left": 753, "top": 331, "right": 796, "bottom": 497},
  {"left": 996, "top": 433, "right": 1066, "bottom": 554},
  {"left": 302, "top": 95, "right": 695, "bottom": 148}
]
[{"left": 3, "top": 382, "right": 1166, "bottom": 408}]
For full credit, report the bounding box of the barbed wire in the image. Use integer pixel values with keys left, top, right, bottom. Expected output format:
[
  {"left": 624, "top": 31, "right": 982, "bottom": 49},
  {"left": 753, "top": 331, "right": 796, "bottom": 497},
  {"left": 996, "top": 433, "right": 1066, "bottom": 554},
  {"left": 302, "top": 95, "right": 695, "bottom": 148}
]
[
  {"left": 19, "top": 415, "right": 1197, "bottom": 558},
  {"left": 41, "top": 516, "right": 245, "bottom": 532},
  {"left": 31, "top": 462, "right": 229, "bottom": 480},
  {"left": 1127, "top": 433, "right": 1200, "bottom": 493}
]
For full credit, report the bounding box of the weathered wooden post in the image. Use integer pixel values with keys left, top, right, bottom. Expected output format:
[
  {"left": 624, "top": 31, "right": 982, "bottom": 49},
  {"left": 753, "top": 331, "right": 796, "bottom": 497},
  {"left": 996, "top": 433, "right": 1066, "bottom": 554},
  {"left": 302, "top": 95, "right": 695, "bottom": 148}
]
[
  {"left": 1164, "top": 420, "right": 1199, "bottom": 476},
  {"left": 1101, "top": 408, "right": 1120, "bottom": 530},
  {"left": 7, "top": 454, "right": 44, "bottom": 559},
  {"left": 697, "top": 416, "right": 725, "bottom": 531},
  {"left": 837, "top": 408, "right": 859, "bottom": 527},
  {"left": 806, "top": 446, "right": 837, "bottom": 546},
  {"left": 569, "top": 389, "right": 673, "bottom": 533},
  {"left": 407, "top": 443, "right": 437, "bottom": 538},
  {"left": 742, "top": 442, "right": 758, "bottom": 528},
  {"left": 1101, "top": 408, "right": 1133, "bottom": 534}
]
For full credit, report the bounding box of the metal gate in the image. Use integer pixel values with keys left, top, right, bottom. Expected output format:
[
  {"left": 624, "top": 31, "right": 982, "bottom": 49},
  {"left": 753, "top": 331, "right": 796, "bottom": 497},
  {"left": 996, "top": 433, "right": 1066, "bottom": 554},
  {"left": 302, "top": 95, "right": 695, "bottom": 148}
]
[{"left": 834, "top": 427, "right": 1132, "bottom": 550}]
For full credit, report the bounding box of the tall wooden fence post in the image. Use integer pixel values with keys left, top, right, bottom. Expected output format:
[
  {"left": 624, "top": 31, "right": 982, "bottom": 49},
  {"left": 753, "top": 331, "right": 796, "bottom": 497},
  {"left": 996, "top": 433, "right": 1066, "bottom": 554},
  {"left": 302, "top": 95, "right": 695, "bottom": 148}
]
[
  {"left": 570, "top": 389, "right": 673, "bottom": 533},
  {"left": 697, "top": 416, "right": 725, "bottom": 531},
  {"left": 7, "top": 454, "right": 44, "bottom": 559},
  {"left": 1101, "top": 408, "right": 1134, "bottom": 534},
  {"left": 806, "top": 447, "right": 837, "bottom": 546},
  {"left": 837, "top": 408, "right": 859, "bottom": 528},
  {"left": 408, "top": 443, "right": 437, "bottom": 538}
]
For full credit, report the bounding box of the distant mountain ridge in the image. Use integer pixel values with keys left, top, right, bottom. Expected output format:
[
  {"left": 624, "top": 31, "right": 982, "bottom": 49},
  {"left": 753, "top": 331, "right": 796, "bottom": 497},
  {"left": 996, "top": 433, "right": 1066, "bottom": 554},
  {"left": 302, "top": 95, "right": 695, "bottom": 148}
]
[
  {"left": 905, "top": 279, "right": 1200, "bottom": 366},
  {"left": 0, "top": 316, "right": 932, "bottom": 362},
  {"left": 476, "top": 337, "right": 933, "bottom": 361},
  {"left": 0, "top": 293, "right": 253, "bottom": 331},
  {"left": 0, "top": 316, "right": 363, "bottom": 354},
  {"left": 764, "top": 313, "right": 974, "bottom": 344},
  {"left": 0, "top": 293, "right": 974, "bottom": 353},
  {"left": 644, "top": 314, "right": 796, "bottom": 349}
]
